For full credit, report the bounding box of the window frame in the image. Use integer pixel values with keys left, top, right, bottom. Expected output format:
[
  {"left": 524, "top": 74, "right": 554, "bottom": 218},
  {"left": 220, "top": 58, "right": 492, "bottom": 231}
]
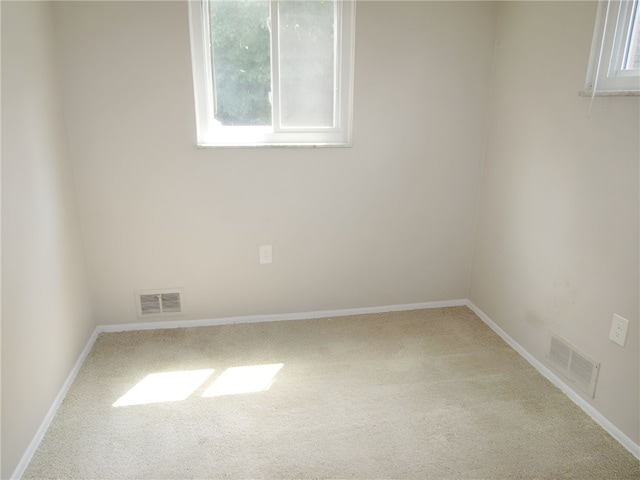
[
  {"left": 584, "top": 0, "right": 640, "bottom": 95},
  {"left": 188, "top": 0, "right": 356, "bottom": 147}
]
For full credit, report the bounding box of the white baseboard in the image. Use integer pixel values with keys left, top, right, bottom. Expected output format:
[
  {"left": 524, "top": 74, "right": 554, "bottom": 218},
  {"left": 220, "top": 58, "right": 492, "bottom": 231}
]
[
  {"left": 465, "top": 299, "right": 640, "bottom": 461},
  {"left": 98, "top": 299, "right": 468, "bottom": 333},
  {"left": 10, "top": 328, "right": 102, "bottom": 480}
]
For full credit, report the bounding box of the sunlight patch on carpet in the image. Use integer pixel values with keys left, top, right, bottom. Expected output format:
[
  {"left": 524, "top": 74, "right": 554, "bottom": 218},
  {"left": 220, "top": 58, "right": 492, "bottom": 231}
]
[
  {"left": 113, "top": 369, "right": 215, "bottom": 407},
  {"left": 202, "top": 364, "right": 283, "bottom": 397}
]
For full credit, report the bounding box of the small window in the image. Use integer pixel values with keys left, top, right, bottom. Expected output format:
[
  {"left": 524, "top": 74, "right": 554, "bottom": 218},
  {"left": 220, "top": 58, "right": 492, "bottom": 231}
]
[
  {"left": 188, "top": 0, "right": 355, "bottom": 147},
  {"left": 584, "top": 0, "right": 640, "bottom": 94}
]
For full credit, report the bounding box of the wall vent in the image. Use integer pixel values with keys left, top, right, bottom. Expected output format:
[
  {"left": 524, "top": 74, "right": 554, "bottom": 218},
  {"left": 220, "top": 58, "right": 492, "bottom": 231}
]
[
  {"left": 546, "top": 334, "right": 600, "bottom": 398},
  {"left": 135, "top": 289, "right": 184, "bottom": 318}
]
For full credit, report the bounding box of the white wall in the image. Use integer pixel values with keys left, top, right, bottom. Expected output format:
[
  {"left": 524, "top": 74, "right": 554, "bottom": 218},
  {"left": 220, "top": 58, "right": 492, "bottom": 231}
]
[
  {"left": 470, "top": 2, "right": 639, "bottom": 445},
  {"left": 1, "top": 2, "right": 94, "bottom": 478},
  {"left": 52, "top": 1, "right": 497, "bottom": 325}
]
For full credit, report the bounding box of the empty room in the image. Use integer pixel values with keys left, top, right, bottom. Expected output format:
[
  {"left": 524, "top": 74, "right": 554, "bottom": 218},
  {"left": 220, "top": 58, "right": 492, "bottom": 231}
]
[{"left": 2, "top": 0, "right": 639, "bottom": 478}]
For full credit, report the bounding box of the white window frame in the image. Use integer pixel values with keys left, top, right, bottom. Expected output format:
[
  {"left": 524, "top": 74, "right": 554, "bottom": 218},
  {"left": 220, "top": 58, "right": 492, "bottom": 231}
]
[
  {"left": 584, "top": 0, "right": 640, "bottom": 95},
  {"left": 188, "top": 0, "right": 355, "bottom": 147}
]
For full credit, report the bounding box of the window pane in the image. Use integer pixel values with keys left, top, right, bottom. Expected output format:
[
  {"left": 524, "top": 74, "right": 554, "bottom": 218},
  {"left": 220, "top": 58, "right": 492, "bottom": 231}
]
[
  {"left": 210, "top": 0, "right": 272, "bottom": 126},
  {"left": 624, "top": 0, "right": 640, "bottom": 69},
  {"left": 278, "top": 0, "right": 335, "bottom": 128}
]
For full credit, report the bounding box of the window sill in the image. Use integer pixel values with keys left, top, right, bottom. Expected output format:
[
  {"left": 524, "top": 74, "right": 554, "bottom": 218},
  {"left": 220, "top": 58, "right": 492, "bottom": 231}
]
[
  {"left": 579, "top": 90, "right": 640, "bottom": 97},
  {"left": 195, "top": 142, "right": 353, "bottom": 149}
]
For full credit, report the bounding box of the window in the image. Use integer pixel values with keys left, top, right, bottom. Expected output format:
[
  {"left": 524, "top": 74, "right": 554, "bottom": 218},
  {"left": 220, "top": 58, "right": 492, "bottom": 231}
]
[
  {"left": 584, "top": 0, "right": 640, "bottom": 94},
  {"left": 188, "top": 0, "right": 355, "bottom": 147}
]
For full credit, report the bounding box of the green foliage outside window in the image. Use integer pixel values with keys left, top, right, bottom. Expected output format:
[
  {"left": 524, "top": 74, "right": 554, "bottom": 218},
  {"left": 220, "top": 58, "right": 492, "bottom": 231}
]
[
  {"left": 210, "top": 0, "right": 272, "bottom": 126},
  {"left": 209, "top": 0, "right": 335, "bottom": 127}
]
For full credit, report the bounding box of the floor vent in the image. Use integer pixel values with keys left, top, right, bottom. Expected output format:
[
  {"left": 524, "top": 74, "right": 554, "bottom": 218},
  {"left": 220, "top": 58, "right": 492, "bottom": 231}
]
[
  {"left": 135, "top": 289, "right": 184, "bottom": 318},
  {"left": 546, "top": 334, "right": 600, "bottom": 398}
]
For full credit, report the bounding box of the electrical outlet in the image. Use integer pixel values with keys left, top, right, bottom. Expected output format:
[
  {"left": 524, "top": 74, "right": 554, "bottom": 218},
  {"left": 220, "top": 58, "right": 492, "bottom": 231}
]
[
  {"left": 609, "top": 313, "right": 629, "bottom": 347},
  {"left": 259, "top": 245, "right": 272, "bottom": 264}
]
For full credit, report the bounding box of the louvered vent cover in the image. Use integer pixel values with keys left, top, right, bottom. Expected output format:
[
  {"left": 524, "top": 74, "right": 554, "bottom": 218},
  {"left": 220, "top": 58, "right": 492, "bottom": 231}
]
[
  {"left": 546, "top": 334, "right": 600, "bottom": 398},
  {"left": 135, "top": 289, "right": 184, "bottom": 318}
]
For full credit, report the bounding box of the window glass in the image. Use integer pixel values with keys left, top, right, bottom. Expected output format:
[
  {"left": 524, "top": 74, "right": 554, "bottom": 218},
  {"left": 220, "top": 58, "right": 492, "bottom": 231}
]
[
  {"left": 209, "top": 0, "right": 271, "bottom": 126},
  {"left": 623, "top": 1, "right": 640, "bottom": 70},
  {"left": 278, "top": 0, "right": 336, "bottom": 128}
]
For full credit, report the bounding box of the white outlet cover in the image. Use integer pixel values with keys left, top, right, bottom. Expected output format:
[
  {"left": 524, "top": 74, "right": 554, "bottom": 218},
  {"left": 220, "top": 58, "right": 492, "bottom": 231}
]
[
  {"left": 609, "top": 313, "right": 629, "bottom": 347},
  {"left": 259, "top": 245, "right": 272, "bottom": 264}
]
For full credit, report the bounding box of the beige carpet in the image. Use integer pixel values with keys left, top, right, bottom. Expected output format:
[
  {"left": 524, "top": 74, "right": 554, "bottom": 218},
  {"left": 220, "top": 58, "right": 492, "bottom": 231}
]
[{"left": 23, "top": 307, "right": 639, "bottom": 479}]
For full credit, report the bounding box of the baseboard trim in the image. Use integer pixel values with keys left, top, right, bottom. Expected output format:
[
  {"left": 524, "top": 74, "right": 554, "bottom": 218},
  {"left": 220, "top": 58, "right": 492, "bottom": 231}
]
[
  {"left": 98, "top": 299, "right": 468, "bottom": 333},
  {"left": 10, "top": 328, "right": 102, "bottom": 480},
  {"left": 465, "top": 299, "right": 640, "bottom": 461}
]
